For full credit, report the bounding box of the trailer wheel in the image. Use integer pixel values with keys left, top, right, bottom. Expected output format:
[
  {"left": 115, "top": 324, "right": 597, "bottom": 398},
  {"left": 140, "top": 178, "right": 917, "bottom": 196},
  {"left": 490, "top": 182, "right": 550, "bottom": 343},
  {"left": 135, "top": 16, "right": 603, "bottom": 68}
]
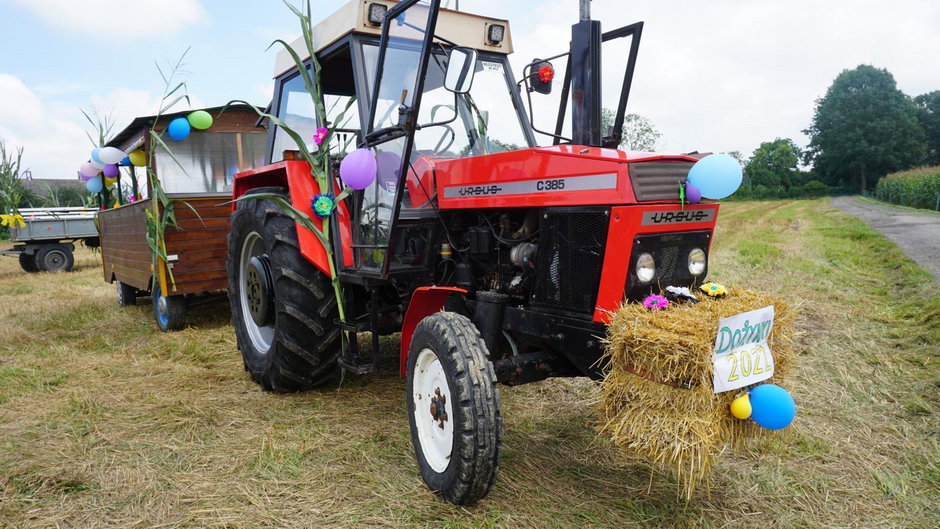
[
  {"left": 406, "top": 312, "right": 502, "bottom": 505},
  {"left": 227, "top": 187, "right": 341, "bottom": 392},
  {"left": 152, "top": 280, "right": 186, "bottom": 332},
  {"left": 115, "top": 281, "right": 137, "bottom": 307},
  {"left": 36, "top": 244, "right": 74, "bottom": 272},
  {"left": 18, "top": 253, "right": 39, "bottom": 273}
]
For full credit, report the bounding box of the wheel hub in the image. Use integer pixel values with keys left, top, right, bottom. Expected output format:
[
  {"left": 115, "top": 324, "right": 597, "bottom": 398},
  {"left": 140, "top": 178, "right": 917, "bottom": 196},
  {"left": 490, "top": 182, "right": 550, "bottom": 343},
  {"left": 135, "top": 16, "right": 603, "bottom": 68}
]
[
  {"left": 246, "top": 255, "right": 274, "bottom": 327},
  {"left": 429, "top": 388, "right": 448, "bottom": 429},
  {"left": 413, "top": 348, "right": 455, "bottom": 473}
]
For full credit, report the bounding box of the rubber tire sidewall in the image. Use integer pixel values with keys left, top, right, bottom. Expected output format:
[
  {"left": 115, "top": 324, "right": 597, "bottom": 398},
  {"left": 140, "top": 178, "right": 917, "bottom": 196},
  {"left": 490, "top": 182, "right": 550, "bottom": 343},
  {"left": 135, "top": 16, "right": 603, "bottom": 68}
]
[
  {"left": 152, "top": 280, "right": 186, "bottom": 332},
  {"left": 116, "top": 281, "right": 137, "bottom": 307},
  {"left": 18, "top": 253, "right": 39, "bottom": 273},
  {"left": 406, "top": 312, "right": 502, "bottom": 505},
  {"left": 226, "top": 187, "right": 341, "bottom": 392},
  {"left": 36, "top": 244, "right": 74, "bottom": 272}
]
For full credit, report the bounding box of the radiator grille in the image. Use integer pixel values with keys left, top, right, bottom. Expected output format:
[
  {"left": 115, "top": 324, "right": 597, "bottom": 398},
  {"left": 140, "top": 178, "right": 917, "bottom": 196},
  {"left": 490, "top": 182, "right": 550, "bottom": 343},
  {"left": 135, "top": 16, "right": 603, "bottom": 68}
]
[
  {"left": 629, "top": 162, "right": 694, "bottom": 201},
  {"left": 532, "top": 208, "right": 610, "bottom": 315},
  {"left": 625, "top": 230, "right": 711, "bottom": 301}
]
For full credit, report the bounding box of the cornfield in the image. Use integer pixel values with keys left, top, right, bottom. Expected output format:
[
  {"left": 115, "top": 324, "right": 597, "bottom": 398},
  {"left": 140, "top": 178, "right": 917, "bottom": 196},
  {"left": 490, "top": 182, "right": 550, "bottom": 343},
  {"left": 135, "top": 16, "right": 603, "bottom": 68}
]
[{"left": 874, "top": 166, "right": 940, "bottom": 210}]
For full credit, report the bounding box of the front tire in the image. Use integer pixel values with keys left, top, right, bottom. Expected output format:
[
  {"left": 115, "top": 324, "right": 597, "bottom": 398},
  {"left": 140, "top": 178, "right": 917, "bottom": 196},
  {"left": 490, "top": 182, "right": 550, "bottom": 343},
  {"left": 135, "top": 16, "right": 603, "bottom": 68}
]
[
  {"left": 152, "top": 280, "right": 186, "bottom": 332},
  {"left": 406, "top": 312, "right": 502, "bottom": 505},
  {"left": 18, "top": 253, "right": 39, "bottom": 273},
  {"left": 227, "top": 187, "right": 341, "bottom": 392}
]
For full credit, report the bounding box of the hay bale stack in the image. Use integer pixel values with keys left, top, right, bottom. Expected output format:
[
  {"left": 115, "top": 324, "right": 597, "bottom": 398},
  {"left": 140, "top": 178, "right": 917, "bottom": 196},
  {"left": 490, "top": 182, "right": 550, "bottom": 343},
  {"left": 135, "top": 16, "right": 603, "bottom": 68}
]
[{"left": 597, "top": 288, "right": 798, "bottom": 499}]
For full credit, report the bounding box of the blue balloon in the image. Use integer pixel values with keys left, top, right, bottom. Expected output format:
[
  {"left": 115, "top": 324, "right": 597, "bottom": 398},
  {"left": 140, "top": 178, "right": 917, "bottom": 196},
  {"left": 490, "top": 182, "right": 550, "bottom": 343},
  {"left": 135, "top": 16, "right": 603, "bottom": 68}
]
[
  {"left": 120, "top": 156, "right": 131, "bottom": 166},
  {"left": 167, "top": 117, "right": 191, "bottom": 140},
  {"left": 686, "top": 153, "right": 743, "bottom": 200},
  {"left": 90, "top": 148, "right": 104, "bottom": 164},
  {"left": 749, "top": 384, "right": 796, "bottom": 430},
  {"left": 86, "top": 176, "right": 103, "bottom": 194}
]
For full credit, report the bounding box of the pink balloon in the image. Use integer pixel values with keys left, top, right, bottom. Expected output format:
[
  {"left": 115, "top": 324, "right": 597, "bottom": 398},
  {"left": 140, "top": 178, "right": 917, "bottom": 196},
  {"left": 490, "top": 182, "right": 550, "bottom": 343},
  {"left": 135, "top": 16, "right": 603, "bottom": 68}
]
[
  {"left": 339, "top": 148, "right": 377, "bottom": 190},
  {"left": 80, "top": 162, "right": 99, "bottom": 178},
  {"left": 685, "top": 182, "right": 702, "bottom": 204},
  {"left": 103, "top": 164, "right": 119, "bottom": 179}
]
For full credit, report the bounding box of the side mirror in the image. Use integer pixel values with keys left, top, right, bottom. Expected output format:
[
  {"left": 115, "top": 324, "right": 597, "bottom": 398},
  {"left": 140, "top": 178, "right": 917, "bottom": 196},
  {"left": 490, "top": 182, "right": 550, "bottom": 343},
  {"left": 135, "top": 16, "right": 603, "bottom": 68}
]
[
  {"left": 530, "top": 59, "right": 554, "bottom": 95},
  {"left": 444, "top": 47, "right": 478, "bottom": 94}
]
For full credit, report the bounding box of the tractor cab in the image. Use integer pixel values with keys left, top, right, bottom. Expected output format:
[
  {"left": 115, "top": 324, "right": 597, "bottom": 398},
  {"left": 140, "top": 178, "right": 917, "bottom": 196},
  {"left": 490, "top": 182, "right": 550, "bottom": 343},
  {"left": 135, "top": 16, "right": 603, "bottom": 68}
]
[{"left": 265, "top": 0, "right": 533, "bottom": 277}]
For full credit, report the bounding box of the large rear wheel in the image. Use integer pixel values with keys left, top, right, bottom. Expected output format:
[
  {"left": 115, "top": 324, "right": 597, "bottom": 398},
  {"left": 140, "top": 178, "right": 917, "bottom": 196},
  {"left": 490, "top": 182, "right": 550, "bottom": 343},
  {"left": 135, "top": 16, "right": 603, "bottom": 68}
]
[
  {"left": 18, "top": 252, "right": 39, "bottom": 273},
  {"left": 406, "top": 312, "right": 502, "bottom": 505},
  {"left": 227, "top": 187, "right": 341, "bottom": 392}
]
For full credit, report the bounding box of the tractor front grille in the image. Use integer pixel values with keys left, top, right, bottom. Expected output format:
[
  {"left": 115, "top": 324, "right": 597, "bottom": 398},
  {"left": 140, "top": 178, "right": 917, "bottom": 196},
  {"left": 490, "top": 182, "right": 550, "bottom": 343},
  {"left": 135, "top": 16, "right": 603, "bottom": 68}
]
[
  {"left": 629, "top": 161, "right": 694, "bottom": 201},
  {"left": 625, "top": 230, "right": 711, "bottom": 301},
  {"left": 531, "top": 208, "right": 610, "bottom": 315}
]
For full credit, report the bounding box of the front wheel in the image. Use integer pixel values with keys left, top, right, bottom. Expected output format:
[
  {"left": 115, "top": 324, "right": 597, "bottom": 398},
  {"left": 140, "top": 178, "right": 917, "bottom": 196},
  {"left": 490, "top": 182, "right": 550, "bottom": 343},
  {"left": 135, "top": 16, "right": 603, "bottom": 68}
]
[
  {"left": 18, "top": 253, "right": 39, "bottom": 273},
  {"left": 152, "top": 280, "right": 186, "bottom": 332},
  {"left": 227, "top": 187, "right": 341, "bottom": 392},
  {"left": 406, "top": 312, "right": 503, "bottom": 505}
]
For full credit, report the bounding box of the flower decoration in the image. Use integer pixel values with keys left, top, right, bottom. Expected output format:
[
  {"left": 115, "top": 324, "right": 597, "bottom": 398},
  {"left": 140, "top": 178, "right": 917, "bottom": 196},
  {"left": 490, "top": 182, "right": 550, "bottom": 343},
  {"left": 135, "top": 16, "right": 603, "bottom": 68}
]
[
  {"left": 313, "top": 127, "right": 328, "bottom": 146},
  {"left": 700, "top": 282, "right": 727, "bottom": 298},
  {"left": 665, "top": 285, "right": 698, "bottom": 303},
  {"left": 0, "top": 213, "right": 25, "bottom": 229},
  {"left": 311, "top": 193, "right": 336, "bottom": 219},
  {"left": 642, "top": 294, "right": 669, "bottom": 310},
  {"left": 538, "top": 65, "right": 554, "bottom": 83}
]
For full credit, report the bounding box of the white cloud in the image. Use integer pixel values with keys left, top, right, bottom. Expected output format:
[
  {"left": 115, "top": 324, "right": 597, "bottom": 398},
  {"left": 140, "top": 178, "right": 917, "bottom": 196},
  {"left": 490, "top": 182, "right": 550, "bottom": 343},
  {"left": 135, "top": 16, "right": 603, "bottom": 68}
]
[
  {"left": 0, "top": 74, "right": 90, "bottom": 180},
  {"left": 6, "top": 0, "right": 209, "bottom": 37}
]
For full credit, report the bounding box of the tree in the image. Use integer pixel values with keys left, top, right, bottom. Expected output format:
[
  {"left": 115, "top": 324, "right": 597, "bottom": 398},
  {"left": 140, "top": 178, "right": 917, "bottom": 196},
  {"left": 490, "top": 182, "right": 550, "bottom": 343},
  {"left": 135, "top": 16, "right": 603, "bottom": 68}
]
[
  {"left": 745, "top": 138, "right": 802, "bottom": 190},
  {"left": 914, "top": 91, "right": 940, "bottom": 166},
  {"left": 601, "top": 108, "right": 662, "bottom": 151},
  {"left": 803, "top": 65, "right": 926, "bottom": 192},
  {"left": 0, "top": 138, "right": 26, "bottom": 214}
]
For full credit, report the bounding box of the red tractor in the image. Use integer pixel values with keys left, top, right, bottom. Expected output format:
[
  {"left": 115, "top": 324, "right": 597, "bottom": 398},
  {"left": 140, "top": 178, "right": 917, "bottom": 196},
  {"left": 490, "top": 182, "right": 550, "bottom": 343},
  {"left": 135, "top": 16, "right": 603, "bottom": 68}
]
[{"left": 228, "top": 0, "right": 719, "bottom": 504}]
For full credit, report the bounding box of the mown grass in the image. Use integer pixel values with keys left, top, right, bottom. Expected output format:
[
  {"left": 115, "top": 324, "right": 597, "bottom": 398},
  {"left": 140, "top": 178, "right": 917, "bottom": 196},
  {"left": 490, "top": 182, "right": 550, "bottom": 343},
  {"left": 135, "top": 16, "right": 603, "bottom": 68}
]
[{"left": 1, "top": 198, "right": 938, "bottom": 528}]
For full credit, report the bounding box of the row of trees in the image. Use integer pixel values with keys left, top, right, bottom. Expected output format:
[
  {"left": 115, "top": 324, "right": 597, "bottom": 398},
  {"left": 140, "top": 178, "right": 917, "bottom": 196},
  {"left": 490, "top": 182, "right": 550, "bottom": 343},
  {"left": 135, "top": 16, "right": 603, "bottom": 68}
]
[{"left": 740, "top": 66, "right": 938, "bottom": 197}]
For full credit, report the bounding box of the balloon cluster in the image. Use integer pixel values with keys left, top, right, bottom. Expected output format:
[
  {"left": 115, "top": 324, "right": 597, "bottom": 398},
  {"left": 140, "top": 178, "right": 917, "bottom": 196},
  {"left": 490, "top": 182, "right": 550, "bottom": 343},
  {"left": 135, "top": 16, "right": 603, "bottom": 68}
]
[
  {"left": 77, "top": 111, "right": 214, "bottom": 194},
  {"left": 684, "top": 153, "right": 743, "bottom": 202},
  {"left": 730, "top": 384, "right": 796, "bottom": 430}
]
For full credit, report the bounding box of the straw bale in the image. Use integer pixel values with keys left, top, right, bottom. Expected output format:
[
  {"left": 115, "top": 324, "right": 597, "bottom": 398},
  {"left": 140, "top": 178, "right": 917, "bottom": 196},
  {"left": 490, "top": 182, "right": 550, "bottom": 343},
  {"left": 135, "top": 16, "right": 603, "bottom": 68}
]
[{"left": 597, "top": 288, "right": 798, "bottom": 499}]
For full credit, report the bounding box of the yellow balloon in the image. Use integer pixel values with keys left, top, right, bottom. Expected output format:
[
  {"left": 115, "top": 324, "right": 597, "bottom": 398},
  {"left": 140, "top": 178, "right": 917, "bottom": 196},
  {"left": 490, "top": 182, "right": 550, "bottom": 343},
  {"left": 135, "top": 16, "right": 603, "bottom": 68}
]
[
  {"left": 104, "top": 176, "right": 118, "bottom": 187},
  {"left": 128, "top": 150, "right": 147, "bottom": 167},
  {"left": 730, "top": 394, "right": 752, "bottom": 419}
]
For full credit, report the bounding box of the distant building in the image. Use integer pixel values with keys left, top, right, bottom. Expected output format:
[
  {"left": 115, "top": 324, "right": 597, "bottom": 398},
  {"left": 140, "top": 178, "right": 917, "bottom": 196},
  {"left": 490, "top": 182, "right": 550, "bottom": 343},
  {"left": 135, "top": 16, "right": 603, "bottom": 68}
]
[{"left": 20, "top": 178, "right": 85, "bottom": 195}]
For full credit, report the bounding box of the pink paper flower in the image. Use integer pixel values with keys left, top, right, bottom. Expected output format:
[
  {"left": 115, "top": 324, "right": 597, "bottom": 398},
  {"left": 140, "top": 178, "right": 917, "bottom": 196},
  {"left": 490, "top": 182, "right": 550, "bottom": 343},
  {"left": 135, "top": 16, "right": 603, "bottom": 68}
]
[
  {"left": 642, "top": 294, "right": 669, "bottom": 310},
  {"left": 313, "top": 127, "right": 328, "bottom": 146}
]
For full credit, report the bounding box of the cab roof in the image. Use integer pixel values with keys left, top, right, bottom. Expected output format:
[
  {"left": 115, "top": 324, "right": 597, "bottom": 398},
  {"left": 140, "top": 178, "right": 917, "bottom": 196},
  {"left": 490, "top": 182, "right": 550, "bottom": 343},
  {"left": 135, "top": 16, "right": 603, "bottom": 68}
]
[{"left": 274, "top": 0, "right": 513, "bottom": 77}]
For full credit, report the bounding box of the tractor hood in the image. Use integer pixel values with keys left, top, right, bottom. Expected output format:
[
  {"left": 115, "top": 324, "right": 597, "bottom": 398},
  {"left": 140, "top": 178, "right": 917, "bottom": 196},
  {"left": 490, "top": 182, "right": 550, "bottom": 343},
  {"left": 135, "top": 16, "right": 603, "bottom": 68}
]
[{"left": 421, "top": 146, "right": 701, "bottom": 210}]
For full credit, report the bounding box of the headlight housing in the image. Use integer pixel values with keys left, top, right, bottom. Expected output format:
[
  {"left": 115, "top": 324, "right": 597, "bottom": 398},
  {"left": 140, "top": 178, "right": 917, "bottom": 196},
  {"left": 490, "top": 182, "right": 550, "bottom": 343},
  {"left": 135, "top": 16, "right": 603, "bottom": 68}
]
[
  {"left": 636, "top": 252, "right": 655, "bottom": 283},
  {"left": 688, "top": 247, "right": 706, "bottom": 276}
]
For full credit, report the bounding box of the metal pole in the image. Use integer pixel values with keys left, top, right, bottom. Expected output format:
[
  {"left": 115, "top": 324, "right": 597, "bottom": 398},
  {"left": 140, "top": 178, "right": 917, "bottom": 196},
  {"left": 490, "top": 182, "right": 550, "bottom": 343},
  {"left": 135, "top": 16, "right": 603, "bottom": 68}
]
[{"left": 580, "top": 0, "right": 591, "bottom": 20}]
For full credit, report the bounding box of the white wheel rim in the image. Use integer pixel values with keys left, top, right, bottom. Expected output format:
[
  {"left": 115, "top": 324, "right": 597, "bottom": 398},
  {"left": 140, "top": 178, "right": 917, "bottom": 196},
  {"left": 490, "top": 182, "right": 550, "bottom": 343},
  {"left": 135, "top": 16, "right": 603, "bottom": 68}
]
[
  {"left": 239, "top": 231, "right": 274, "bottom": 353},
  {"left": 412, "top": 347, "right": 454, "bottom": 473}
]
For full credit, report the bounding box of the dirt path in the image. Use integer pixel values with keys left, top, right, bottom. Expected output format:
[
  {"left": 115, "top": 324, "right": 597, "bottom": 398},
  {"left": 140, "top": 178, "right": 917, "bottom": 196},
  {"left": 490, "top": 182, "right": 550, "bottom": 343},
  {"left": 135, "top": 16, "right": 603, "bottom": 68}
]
[{"left": 830, "top": 196, "right": 940, "bottom": 282}]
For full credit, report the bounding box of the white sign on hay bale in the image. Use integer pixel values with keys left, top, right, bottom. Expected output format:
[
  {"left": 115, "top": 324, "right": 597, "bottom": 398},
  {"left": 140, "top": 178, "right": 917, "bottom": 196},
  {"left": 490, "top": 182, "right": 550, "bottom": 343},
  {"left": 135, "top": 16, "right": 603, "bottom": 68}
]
[{"left": 712, "top": 305, "right": 775, "bottom": 393}]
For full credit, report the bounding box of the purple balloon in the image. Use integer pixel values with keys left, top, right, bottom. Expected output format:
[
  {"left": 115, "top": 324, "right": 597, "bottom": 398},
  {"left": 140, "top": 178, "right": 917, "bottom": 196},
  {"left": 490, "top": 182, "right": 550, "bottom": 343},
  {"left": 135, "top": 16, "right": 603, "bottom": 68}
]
[
  {"left": 103, "top": 164, "right": 119, "bottom": 179},
  {"left": 375, "top": 151, "right": 401, "bottom": 190},
  {"left": 339, "top": 148, "right": 377, "bottom": 190},
  {"left": 685, "top": 182, "right": 702, "bottom": 204},
  {"left": 79, "top": 162, "right": 99, "bottom": 178}
]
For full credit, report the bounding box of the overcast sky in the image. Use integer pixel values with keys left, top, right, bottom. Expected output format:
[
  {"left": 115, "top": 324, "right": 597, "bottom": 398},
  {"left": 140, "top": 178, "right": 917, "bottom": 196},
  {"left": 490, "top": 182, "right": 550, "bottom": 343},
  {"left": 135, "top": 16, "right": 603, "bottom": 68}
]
[{"left": 1, "top": 0, "right": 939, "bottom": 179}]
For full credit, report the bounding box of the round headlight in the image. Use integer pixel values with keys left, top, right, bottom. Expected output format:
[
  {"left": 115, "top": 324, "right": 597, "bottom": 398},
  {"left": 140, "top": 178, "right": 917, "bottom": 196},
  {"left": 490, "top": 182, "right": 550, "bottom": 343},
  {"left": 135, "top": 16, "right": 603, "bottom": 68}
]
[
  {"left": 688, "top": 247, "right": 706, "bottom": 276},
  {"left": 636, "top": 252, "right": 655, "bottom": 283}
]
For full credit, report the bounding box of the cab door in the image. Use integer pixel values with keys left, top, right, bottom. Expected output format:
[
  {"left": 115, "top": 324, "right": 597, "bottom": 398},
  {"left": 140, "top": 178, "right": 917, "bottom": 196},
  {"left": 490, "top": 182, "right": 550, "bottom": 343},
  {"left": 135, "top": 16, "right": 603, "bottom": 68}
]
[{"left": 350, "top": 0, "right": 442, "bottom": 278}]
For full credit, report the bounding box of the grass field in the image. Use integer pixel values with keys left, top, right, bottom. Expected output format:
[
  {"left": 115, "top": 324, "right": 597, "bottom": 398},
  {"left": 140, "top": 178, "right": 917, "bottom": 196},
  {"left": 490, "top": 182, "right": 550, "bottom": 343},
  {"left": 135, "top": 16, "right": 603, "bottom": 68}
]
[{"left": 1, "top": 199, "right": 938, "bottom": 528}]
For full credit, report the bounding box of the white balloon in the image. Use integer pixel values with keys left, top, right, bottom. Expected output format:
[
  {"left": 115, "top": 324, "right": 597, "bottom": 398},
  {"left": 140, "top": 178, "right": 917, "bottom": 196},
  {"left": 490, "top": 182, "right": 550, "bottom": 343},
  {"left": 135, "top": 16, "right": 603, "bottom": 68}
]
[
  {"left": 90, "top": 160, "right": 106, "bottom": 170},
  {"left": 99, "top": 146, "right": 127, "bottom": 165}
]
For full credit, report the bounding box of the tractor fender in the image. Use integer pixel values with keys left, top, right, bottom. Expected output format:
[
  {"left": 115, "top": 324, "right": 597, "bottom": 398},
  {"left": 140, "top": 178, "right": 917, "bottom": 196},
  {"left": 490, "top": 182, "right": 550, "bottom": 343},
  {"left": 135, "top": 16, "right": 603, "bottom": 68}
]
[
  {"left": 400, "top": 286, "right": 468, "bottom": 376},
  {"left": 233, "top": 160, "right": 353, "bottom": 275}
]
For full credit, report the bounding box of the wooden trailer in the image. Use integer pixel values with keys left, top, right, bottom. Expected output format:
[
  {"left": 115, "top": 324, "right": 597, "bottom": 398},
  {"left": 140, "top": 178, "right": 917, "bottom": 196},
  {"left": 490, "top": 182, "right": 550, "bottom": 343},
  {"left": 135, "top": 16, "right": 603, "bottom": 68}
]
[{"left": 97, "top": 104, "right": 265, "bottom": 331}]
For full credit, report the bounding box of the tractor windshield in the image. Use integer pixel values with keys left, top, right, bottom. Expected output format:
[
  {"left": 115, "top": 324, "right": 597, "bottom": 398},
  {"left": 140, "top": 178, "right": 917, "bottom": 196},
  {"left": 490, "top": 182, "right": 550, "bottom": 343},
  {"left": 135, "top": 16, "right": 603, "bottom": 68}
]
[{"left": 361, "top": 43, "right": 531, "bottom": 158}]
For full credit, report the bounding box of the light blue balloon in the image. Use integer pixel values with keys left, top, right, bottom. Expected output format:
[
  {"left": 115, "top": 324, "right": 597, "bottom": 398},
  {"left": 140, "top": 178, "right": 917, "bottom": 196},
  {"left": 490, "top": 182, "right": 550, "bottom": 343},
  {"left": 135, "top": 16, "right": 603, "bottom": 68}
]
[
  {"left": 86, "top": 176, "right": 103, "bottom": 194},
  {"left": 686, "top": 153, "right": 743, "bottom": 200},
  {"left": 90, "top": 148, "right": 104, "bottom": 164},
  {"left": 749, "top": 384, "right": 796, "bottom": 430},
  {"left": 167, "top": 117, "right": 191, "bottom": 141}
]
